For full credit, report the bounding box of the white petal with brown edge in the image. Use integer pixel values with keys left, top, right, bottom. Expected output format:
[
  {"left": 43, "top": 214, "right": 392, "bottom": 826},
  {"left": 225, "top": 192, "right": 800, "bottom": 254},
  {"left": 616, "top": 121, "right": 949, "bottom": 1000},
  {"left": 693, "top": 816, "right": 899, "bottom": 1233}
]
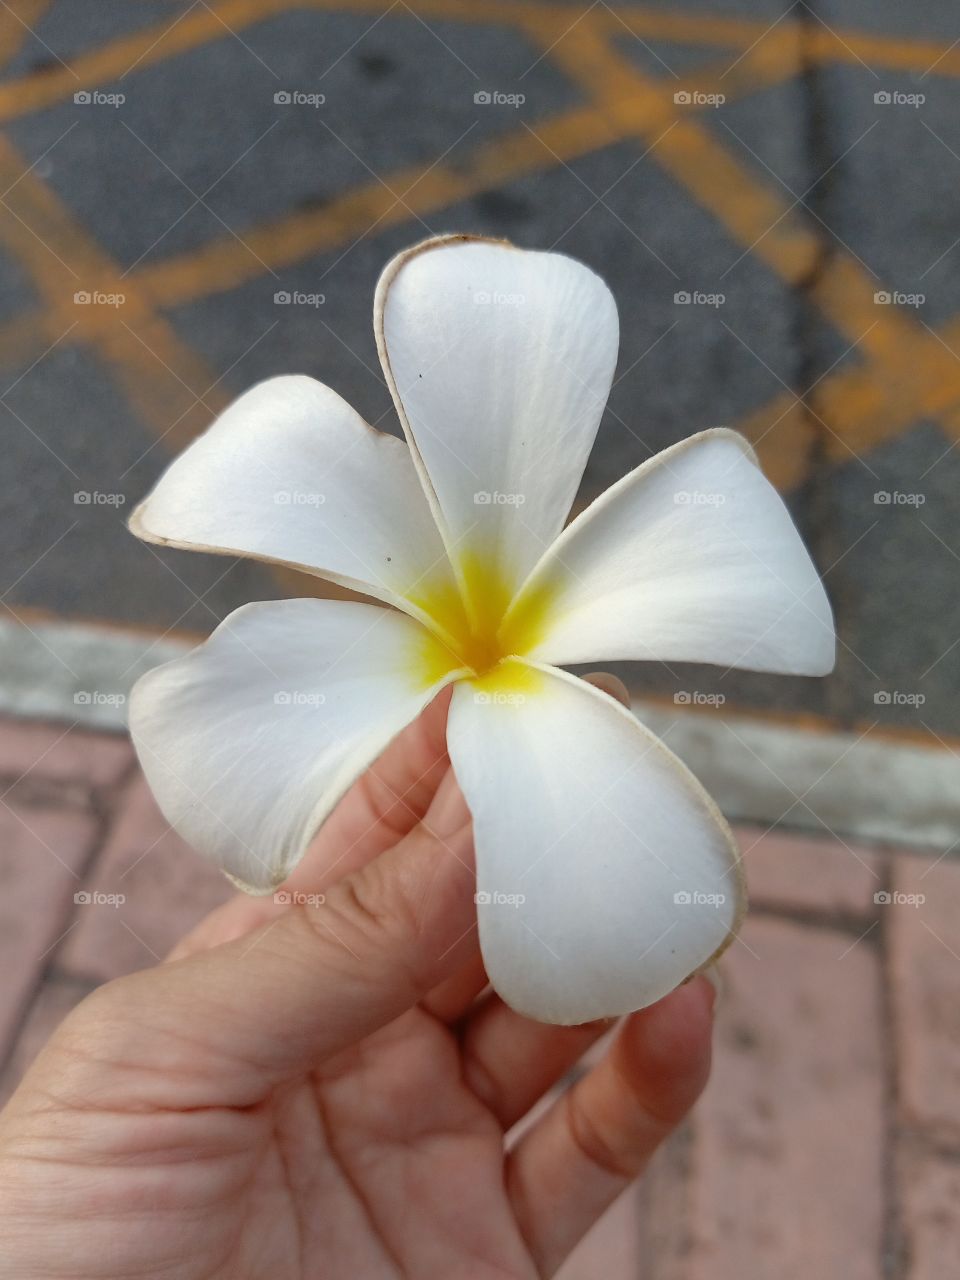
[
  {"left": 446, "top": 661, "right": 744, "bottom": 1025},
  {"left": 131, "top": 375, "right": 460, "bottom": 628},
  {"left": 129, "top": 599, "right": 464, "bottom": 892},
  {"left": 376, "top": 237, "right": 619, "bottom": 605},
  {"left": 506, "top": 429, "right": 835, "bottom": 675}
]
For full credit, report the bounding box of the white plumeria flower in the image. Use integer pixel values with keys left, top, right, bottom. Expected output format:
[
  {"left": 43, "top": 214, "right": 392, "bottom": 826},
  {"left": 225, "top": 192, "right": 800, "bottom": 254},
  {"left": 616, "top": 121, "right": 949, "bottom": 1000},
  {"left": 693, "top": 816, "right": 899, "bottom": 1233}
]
[{"left": 129, "top": 235, "right": 834, "bottom": 1025}]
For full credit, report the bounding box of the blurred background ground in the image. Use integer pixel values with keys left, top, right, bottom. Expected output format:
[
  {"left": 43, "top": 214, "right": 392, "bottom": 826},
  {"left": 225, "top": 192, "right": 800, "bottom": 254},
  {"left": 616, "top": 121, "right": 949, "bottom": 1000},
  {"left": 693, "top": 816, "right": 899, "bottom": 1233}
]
[
  {"left": 1, "top": 0, "right": 958, "bottom": 733},
  {"left": 0, "top": 1, "right": 959, "bottom": 1276}
]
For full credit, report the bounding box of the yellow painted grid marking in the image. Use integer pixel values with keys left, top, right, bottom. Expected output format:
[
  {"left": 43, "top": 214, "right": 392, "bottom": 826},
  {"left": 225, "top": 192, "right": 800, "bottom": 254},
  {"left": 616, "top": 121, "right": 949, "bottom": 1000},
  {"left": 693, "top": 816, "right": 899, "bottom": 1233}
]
[
  {"left": 2, "top": 0, "right": 960, "bottom": 126},
  {"left": 1, "top": 0, "right": 958, "bottom": 477},
  {"left": 1, "top": 0, "right": 959, "bottom": 742}
]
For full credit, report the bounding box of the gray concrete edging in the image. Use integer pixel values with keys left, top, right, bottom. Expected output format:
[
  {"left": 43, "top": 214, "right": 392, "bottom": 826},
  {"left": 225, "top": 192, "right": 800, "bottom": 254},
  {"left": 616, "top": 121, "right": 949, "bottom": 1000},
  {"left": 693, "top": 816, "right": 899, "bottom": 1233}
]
[{"left": 0, "top": 615, "right": 955, "bottom": 852}]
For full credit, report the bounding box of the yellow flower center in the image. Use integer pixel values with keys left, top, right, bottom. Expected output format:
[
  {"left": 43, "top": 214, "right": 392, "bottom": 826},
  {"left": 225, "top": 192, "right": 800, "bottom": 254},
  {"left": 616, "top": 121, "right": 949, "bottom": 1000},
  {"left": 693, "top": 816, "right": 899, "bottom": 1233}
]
[{"left": 407, "top": 549, "right": 555, "bottom": 685}]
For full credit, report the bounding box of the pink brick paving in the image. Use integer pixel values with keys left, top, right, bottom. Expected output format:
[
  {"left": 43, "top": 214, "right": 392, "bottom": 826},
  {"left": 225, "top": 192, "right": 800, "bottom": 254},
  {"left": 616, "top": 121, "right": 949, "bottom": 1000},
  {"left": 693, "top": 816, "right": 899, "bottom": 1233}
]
[{"left": 0, "top": 712, "right": 957, "bottom": 1277}]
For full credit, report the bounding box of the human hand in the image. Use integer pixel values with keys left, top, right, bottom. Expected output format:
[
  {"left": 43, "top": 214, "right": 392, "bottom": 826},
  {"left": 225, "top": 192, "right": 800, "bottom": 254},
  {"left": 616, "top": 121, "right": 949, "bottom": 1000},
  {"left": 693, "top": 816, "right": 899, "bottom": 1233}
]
[{"left": 0, "top": 676, "right": 716, "bottom": 1280}]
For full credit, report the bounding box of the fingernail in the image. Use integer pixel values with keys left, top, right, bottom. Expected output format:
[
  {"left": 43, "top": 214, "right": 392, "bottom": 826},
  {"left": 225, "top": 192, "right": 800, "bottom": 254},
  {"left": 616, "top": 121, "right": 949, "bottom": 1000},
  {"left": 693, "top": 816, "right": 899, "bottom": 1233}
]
[{"left": 583, "top": 671, "right": 631, "bottom": 708}]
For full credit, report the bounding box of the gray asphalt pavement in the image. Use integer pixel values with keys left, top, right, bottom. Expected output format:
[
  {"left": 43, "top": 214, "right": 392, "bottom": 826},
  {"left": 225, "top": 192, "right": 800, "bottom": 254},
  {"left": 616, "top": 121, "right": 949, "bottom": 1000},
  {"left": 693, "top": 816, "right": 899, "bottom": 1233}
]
[{"left": 2, "top": 0, "right": 958, "bottom": 737}]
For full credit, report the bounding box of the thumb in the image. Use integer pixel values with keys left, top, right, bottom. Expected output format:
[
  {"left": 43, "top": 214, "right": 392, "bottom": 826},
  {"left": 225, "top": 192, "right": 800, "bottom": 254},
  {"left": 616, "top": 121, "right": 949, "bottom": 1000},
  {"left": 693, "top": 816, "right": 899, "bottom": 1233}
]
[{"left": 48, "top": 773, "right": 478, "bottom": 1109}]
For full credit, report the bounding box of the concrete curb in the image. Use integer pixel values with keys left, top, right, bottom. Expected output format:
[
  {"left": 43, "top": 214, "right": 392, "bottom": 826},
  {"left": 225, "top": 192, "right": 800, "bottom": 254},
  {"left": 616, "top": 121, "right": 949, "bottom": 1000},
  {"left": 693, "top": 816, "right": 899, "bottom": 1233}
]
[
  {"left": 0, "top": 615, "right": 187, "bottom": 730},
  {"left": 637, "top": 705, "right": 959, "bottom": 854},
  {"left": 1, "top": 616, "right": 956, "bottom": 852}
]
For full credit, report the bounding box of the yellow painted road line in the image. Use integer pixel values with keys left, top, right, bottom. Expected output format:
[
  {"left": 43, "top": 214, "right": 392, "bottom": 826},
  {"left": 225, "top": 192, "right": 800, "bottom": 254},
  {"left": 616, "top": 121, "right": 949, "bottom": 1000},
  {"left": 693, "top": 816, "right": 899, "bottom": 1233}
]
[
  {"left": 541, "top": 22, "right": 917, "bottom": 359},
  {"left": 1, "top": 0, "right": 960, "bottom": 126},
  {"left": 0, "top": 31, "right": 802, "bottom": 363},
  {"left": 600, "top": 5, "right": 960, "bottom": 77},
  {"left": 539, "top": 22, "right": 960, "bottom": 458},
  {"left": 0, "top": 132, "right": 229, "bottom": 452},
  {"left": 33, "top": 43, "right": 799, "bottom": 317},
  {"left": 0, "top": 133, "right": 339, "bottom": 600},
  {"left": 0, "top": 308, "right": 47, "bottom": 369},
  {"left": 133, "top": 104, "right": 622, "bottom": 308},
  {"left": 0, "top": 0, "right": 955, "bottom": 494},
  {"left": 816, "top": 319, "right": 960, "bottom": 455},
  {"left": 733, "top": 309, "right": 960, "bottom": 483},
  {"left": 0, "top": 0, "right": 53, "bottom": 66},
  {"left": 0, "top": 101, "right": 626, "bottom": 361},
  {"left": 2, "top": 55, "right": 956, "bottom": 485},
  {"left": 0, "top": 0, "right": 549, "bottom": 123}
]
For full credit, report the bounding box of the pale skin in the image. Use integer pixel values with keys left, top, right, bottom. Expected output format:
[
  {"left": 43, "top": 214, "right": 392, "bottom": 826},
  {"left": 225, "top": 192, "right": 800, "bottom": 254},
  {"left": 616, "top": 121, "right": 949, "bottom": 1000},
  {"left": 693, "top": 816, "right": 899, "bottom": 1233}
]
[{"left": 0, "top": 674, "right": 716, "bottom": 1280}]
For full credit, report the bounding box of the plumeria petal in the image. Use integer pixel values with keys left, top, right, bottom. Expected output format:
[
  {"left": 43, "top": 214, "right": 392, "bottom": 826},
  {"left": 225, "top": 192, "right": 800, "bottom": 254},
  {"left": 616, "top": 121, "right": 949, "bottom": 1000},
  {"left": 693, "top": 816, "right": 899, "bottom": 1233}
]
[
  {"left": 130, "top": 375, "right": 461, "bottom": 633},
  {"left": 129, "top": 599, "right": 465, "bottom": 892},
  {"left": 446, "top": 661, "right": 744, "bottom": 1024},
  {"left": 505, "top": 429, "right": 835, "bottom": 675},
  {"left": 375, "top": 236, "right": 619, "bottom": 614}
]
